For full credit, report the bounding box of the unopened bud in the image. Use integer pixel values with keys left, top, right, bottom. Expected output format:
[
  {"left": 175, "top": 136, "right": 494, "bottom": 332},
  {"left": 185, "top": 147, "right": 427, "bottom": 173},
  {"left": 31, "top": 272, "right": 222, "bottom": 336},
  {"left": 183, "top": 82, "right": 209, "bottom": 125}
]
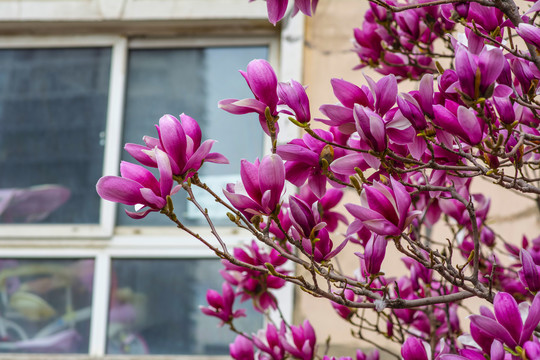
[
  {"left": 226, "top": 212, "right": 237, "bottom": 223},
  {"left": 319, "top": 144, "right": 334, "bottom": 168}
]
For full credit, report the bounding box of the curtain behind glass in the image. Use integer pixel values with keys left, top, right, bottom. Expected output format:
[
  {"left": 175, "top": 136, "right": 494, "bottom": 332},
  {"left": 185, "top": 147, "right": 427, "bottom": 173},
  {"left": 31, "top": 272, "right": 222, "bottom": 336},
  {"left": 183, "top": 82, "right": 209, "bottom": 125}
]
[{"left": 0, "top": 48, "right": 111, "bottom": 224}]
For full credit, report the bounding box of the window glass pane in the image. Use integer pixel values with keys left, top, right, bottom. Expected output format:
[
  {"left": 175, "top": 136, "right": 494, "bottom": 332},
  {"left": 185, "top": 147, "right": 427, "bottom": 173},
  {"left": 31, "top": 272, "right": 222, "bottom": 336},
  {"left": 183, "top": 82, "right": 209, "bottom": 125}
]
[
  {"left": 107, "top": 259, "right": 263, "bottom": 355},
  {"left": 118, "top": 46, "right": 267, "bottom": 226},
  {"left": 0, "top": 48, "right": 111, "bottom": 224},
  {"left": 0, "top": 259, "right": 94, "bottom": 353}
]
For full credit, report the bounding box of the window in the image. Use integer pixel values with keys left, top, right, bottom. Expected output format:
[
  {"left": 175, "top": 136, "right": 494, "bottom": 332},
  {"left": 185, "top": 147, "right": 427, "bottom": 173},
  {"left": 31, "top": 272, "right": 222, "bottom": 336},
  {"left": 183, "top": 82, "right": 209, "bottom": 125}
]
[{"left": 0, "top": 3, "right": 302, "bottom": 358}]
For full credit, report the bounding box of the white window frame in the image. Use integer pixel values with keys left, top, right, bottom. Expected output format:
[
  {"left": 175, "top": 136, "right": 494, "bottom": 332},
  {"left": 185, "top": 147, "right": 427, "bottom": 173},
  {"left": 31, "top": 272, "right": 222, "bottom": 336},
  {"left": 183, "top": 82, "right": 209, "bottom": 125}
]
[
  {"left": 0, "top": 9, "right": 304, "bottom": 359},
  {"left": 0, "top": 35, "right": 126, "bottom": 239}
]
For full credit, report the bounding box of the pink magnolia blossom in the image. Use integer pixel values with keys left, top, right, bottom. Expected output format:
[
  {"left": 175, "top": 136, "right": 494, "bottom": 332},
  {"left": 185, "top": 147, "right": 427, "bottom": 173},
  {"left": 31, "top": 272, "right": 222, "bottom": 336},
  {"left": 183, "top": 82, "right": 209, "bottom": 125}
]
[
  {"left": 223, "top": 154, "right": 285, "bottom": 218},
  {"left": 277, "top": 129, "right": 348, "bottom": 198},
  {"left": 220, "top": 240, "right": 288, "bottom": 312},
  {"left": 200, "top": 282, "right": 246, "bottom": 325},
  {"left": 297, "top": 186, "right": 348, "bottom": 232},
  {"left": 356, "top": 234, "right": 387, "bottom": 276},
  {"left": 124, "top": 114, "right": 228, "bottom": 179},
  {"left": 353, "top": 104, "right": 387, "bottom": 153},
  {"left": 96, "top": 149, "right": 180, "bottom": 219},
  {"left": 330, "top": 288, "right": 356, "bottom": 319},
  {"left": 252, "top": 323, "right": 285, "bottom": 359},
  {"left": 288, "top": 195, "right": 325, "bottom": 238},
  {"left": 517, "top": 23, "right": 540, "bottom": 49},
  {"left": 469, "top": 292, "right": 540, "bottom": 350},
  {"left": 254, "top": 0, "right": 319, "bottom": 25},
  {"left": 345, "top": 177, "right": 421, "bottom": 237},
  {"left": 520, "top": 249, "right": 540, "bottom": 292},
  {"left": 300, "top": 227, "right": 348, "bottom": 263},
  {"left": 219, "top": 59, "right": 279, "bottom": 135},
  {"left": 278, "top": 79, "right": 311, "bottom": 123},
  {"left": 454, "top": 45, "right": 505, "bottom": 99},
  {"left": 230, "top": 335, "right": 254, "bottom": 360},
  {"left": 279, "top": 320, "right": 316, "bottom": 360}
]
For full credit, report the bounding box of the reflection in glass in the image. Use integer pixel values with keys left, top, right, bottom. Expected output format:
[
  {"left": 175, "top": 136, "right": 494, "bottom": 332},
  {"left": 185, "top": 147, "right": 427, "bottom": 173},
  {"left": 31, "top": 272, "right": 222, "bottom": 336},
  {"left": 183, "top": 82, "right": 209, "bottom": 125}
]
[
  {"left": 107, "top": 259, "right": 263, "bottom": 355},
  {"left": 0, "top": 48, "right": 111, "bottom": 224},
  {"left": 118, "top": 46, "right": 267, "bottom": 226},
  {"left": 0, "top": 259, "right": 94, "bottom": 353}
]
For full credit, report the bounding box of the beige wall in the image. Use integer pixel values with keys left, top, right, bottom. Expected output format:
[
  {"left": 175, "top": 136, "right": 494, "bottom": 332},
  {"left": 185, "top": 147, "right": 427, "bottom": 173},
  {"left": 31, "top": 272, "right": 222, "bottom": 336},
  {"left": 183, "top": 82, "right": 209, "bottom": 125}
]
[
  {"left": 299, "top": 1, "right": 540, "bottom": 357},
  {"left": 299, "top": 1, "right": 397, "bottom": 357}
]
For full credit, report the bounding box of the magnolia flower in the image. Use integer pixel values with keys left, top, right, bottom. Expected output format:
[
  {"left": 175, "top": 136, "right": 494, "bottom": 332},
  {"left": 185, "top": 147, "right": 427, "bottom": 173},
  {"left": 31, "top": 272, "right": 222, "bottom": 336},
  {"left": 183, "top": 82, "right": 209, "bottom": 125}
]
[
  {"left": 277, "top": 129, "right": 348, "bottom": 198},
  {"left": 318, "top": 78, "right": 372, "bottom": 134},
  {"left": 432, "top": 103, "right": 485, "bottom": 145},
  {"left": 454, "top": 45, "right": 504, "bottom": 99},
  {"left": 356, "top": 234, "right": 387, "bottom": 275},
  {"left": 345, "top": 177, "right": 421, "bottom": 237},
  {"left": 278, "top": 79, "right": 311, "bottom": 123},
  {"left": 364, "top": 74, "right": 397, "bottom": 116},
  {"left": 300, "top": 228, "right": 348, "bottom": 263},
  {"left": 279, "top": 320, "right": 316, "bottom": 360},
  {"left": 297, "top": 186, "right": 348, "bottom": 232},
  {"left": 454, "top": 340, "right": 505, "bottom": 360},
  {"left": 257, "top": 0, "right": 319, "bottom": 25},
  {"left": 402, "top": 337, "right": 470, "bottom": 360},
  {"left": 200, "top": 282, "right": 246, "bottom": 325},
  {"left": 401, "top": 337, "right": 429, "bottom": 360},
  {"left": 223, "top": 154, "right": 285, "bottom": 218},
  {"left": 356, "top": 349, "right": 380, "bottom": 360},
  {"left": 397, "top": 94, "right": 428, "bottom": 131},
  {"left": 220, "top": 240, "right": 287, "bottom": 312},
  {"left": 288, "top": 195, "right": 325, "bottom": 238},
  {"left": 252, "top": 323, "right": 285, "bottom": 360},
  {"left": 517, "top": 23, "right": 540, "bottom": 49},
  {"left": 229, "top": 335, "right": 254, "bottom": 360},
  {"left": 353, "top": 104, "right": 387, "bottom": 153},
  {"left": 520, "top": 249, "right": 540, "bottom": 292},
  {"left": 469, "top": 292, "right": 540, "bottom": 350},
  {"left": 524, "top": 340, "right": 540, "bottom": 359},
  {"left": 96, "top": 149, "right": 180, "bottom": 219},
  {"left": 124, "top": 114, "right": 228, "bottom": 179},
  {"left": 219, "top": 59, "right": 279, "bottom": 135},
  {"left": 330, "top": 288, "right": 356, "bottom": 319}
]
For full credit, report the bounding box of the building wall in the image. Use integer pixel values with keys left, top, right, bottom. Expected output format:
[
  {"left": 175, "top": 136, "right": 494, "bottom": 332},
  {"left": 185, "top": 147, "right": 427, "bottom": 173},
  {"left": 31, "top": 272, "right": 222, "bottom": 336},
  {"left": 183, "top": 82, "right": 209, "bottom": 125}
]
[{"left": 300, "top": 1, "right": 540, "bottom": 357}]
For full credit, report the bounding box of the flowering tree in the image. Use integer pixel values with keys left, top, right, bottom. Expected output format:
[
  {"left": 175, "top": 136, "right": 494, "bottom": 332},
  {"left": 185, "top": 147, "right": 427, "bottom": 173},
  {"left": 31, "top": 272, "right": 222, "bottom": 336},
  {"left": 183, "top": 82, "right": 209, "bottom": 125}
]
[{"left": 97, "top": 0, "right": 540, "bottom": 358}]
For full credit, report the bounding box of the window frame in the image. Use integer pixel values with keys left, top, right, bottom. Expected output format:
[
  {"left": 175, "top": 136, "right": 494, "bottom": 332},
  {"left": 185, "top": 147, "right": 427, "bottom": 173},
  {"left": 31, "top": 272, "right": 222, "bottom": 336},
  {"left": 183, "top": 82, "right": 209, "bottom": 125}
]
[
  {"left": 0, "top": 35, "right": 126, "bottom": 239},
  {"left": 0, "top": 10, "right": 304, "bottom": 358}
]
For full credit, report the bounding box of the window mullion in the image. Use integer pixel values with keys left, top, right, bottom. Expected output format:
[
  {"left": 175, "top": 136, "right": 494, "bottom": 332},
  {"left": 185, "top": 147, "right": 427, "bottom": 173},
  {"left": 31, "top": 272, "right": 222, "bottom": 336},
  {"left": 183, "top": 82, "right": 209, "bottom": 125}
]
[
  {"left": 100, "top": 36, "right": 128, "bottom": 236},
  {"left": 89, "top": 252, "right": 112, "bottom": 356}
]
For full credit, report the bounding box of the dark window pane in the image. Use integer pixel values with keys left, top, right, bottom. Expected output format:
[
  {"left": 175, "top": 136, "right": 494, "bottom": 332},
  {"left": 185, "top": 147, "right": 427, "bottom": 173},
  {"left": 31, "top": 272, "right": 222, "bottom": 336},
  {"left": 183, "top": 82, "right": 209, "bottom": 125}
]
[
  {"left": 107, "top": 259, "right": 263, "bottom": 355},
  {"left": 0, "top": 48, "right": 111, "bottom": 224},
  {"left": 0, "top": 259, "right": 94, "bottom": 353},
  {"left": 118, "top": 46, "right": 267, "bottom": 226}
]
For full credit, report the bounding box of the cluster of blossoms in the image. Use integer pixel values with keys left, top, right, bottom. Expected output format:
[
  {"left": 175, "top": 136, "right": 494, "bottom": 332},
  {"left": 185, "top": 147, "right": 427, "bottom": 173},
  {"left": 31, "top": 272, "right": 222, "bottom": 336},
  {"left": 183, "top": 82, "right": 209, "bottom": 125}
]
[
  {"left": 353, "top": 0, "right": 455, "bottom": 80},
  {"left": 96, "top": 0, "right": 540, "bottom": 358}
]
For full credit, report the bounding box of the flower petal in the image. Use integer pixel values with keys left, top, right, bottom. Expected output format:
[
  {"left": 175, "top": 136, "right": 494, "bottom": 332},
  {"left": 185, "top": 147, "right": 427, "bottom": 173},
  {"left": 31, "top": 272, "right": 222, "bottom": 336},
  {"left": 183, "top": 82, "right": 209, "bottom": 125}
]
[{"left": 96, "top": 176, "right": 145, "bottom": 206}]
